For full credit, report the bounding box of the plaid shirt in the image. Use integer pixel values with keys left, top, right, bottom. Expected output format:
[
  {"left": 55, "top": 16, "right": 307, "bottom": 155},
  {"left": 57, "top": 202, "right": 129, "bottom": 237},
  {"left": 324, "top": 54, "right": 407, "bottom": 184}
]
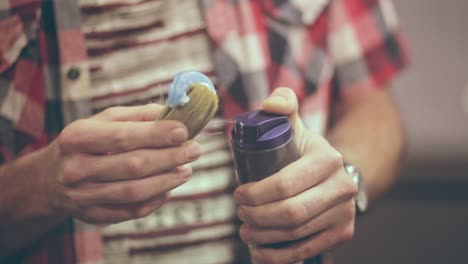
[{"left": 0, "top": 0, "right": 408, "bottom": 263}]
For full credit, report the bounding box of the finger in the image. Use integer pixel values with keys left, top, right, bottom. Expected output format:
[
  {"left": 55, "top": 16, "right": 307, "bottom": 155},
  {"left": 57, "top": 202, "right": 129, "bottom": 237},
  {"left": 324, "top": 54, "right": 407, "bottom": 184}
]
[
  {"left": 91, "top": 104, "right": 165, "bottom": 122},
  {"left": 68, "top": 165, "right": 191, "bottom": 207},
  {"left": 64, "top": 141, "right": 200, "bottom": 183},
  {"left": 60, "top": 119, "right": 189, "bottom": 154},
  {"left": 77, "top": 194, "right": 168, "bottom": 225},
  {"left": 249, "top": 222, "right": 355, "bottom": 264},
  {"left": 238, "top": 170, "right": 357, "bottom": 228},
  {"left": 262, "top": 88, "right": 304, "bottom": 131},
  {"left": 239, "top": 199, "right": 355, "bottom": 245},
  {"left": 262, "top": 87, "right": 314, "bottom": 155},
  {"left": 234, "top": 147, "right": 342, "bottom": 206}
]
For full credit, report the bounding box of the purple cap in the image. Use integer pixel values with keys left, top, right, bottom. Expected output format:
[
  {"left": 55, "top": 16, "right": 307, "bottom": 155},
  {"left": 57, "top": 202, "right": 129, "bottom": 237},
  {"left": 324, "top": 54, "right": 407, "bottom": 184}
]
[{"left": 232, "top": 110, "right": 293, "bottom": 151}]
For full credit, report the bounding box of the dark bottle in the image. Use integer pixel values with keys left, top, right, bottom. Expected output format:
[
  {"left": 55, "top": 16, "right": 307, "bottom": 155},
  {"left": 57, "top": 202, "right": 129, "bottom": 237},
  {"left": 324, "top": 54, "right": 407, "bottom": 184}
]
[{"left": 231, "top": 110, "right": 321, "bottom": 264}]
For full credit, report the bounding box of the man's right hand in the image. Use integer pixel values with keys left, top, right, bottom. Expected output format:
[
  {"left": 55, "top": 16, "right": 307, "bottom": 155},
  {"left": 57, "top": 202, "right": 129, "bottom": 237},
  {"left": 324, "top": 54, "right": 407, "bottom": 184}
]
[{"left": 43, "top": 104, "right": 200, "bottom": 224}]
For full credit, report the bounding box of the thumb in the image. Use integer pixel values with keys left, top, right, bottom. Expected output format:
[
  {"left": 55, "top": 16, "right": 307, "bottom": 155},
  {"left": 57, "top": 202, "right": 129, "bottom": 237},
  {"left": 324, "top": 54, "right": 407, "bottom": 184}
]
[
  {"left": 92, "top": 103, "right": 165, "bottom": 122},
  {"left": 263, "top": 88, "right": 318, "bottom": 156},
  {"left": 262, "top": 88, "right": 305, "bottom": 132}
]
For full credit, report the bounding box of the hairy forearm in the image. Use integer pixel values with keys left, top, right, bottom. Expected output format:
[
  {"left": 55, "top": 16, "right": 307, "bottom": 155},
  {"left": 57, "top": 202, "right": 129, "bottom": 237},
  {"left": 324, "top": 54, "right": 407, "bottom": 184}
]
[
  {"left": 0, "top": 146, "right": 67, "bottom": 259},
  {"left": 326, "top": 88, "right": 406, "bottom": 204}
]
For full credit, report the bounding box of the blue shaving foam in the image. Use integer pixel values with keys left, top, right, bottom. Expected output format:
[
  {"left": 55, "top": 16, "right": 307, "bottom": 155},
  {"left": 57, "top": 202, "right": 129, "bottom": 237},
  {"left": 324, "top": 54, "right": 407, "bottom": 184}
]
[{"left": 167, "top": 71, "right": 216, "bottom": 108}]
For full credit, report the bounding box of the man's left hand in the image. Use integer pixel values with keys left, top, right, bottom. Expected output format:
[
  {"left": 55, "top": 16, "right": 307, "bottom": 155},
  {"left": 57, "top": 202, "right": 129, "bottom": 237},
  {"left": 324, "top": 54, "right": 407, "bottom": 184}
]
[{"left": 234, "top": 88, "right": 358, "bottom": 264}]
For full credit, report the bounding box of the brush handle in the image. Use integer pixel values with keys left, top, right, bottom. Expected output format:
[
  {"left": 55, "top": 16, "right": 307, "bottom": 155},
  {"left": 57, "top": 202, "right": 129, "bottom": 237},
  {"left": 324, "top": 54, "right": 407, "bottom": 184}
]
[
  {"left": 157, "top": 83, "right": 218, "bottom": 139},
  {"left": 157, "top": 71, "right": 218, "bottom": 139}
]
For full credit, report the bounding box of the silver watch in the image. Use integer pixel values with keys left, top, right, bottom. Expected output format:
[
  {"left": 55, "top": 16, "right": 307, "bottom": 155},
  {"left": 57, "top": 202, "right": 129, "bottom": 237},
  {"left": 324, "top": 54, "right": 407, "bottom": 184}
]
[{"left": 344, "top": 163, "right": 368, "bottom": 215}]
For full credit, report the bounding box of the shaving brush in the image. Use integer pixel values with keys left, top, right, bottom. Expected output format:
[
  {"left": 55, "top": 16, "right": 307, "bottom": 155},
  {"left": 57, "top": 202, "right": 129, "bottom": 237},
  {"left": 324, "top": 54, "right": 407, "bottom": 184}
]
[{"left": 157, "top": 71, "right": 219, "bottom": 139}]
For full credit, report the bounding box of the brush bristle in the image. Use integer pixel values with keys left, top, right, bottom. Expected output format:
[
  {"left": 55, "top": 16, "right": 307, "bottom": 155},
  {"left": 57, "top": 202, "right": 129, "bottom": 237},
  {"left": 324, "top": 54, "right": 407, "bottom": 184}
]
[{"left": 157, "top": 83, "right": 219, "bottom": 139}]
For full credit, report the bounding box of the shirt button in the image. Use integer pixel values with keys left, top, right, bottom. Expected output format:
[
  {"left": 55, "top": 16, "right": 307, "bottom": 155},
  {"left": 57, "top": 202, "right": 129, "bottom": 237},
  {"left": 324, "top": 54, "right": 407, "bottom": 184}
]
[{"left": 67, "top": 67, "right": 81, "bottom": 80}]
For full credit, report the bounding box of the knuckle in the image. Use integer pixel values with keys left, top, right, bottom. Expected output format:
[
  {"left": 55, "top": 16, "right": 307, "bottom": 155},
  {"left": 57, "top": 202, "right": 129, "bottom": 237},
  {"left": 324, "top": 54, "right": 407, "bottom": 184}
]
[
  {"left": 57, "top": 132, "right": 71, "bottom": 151},
  {"left": 303, "top": 161, "right": 317, "bottom": 176},
  {"left": 133, "top": 197, "right": 167, "bottom": 219},
  {"left": 240, "top": 208, "right": 259, "bottom": 227},
  {"left": 299, "top": 162, "right": 318, "bottom": 184},
  {"left": 65, "top": 189, "right": 88, "bottom": 208},
  {"left": 133, "top": 205, "right": 153, "bottom": 219},
  {"left": 61, "top": 160, "right": 79, "bottom": 184},
  {"left": 61, "top": 156, "right": 86, "bottom": 184},
  {"left": 349, "top": 180, "right": 359, "bottom": 195},
  {"left": 101, "top": 107, "right": 124, "bottom": 119},
  {"left": 126, "top": 156, "right": 145, "bottom": 177},
  {"left": 58, "top": 121, "right": 85, "bottom": 152},
  {"left": 120, "top": 184, "right": 142, "bottom": 202},
  {"left": 151, "top": 120, "right": 167, "bottom": 133},
  {"left": 157, "top": 193, "right": 169, "bottom": 204},
  {"left": 170, "top": 147, "right": 188, "bottom": 165},
  {"left": 341, "top": 177, "right": 358, "bottom": 198},
  {"left": 78, "top": 211, "right": 115, "bottom": 225},
  {"left": 298, "top": 242, "right": 316, "bottom": 262},
  {"left": 249, "top": 216, "right": 262, "bottom": 228},
  {"left": 150, "top": 122, "right": 162, "bottom": 142},
  {"left": 238, "top": 225, "right": 250, "bottom": 242},
  {"left": 275, "top": 177, "right": 294, "bottom": 198},
  {"left": 284, "top": 202, "right": 307, "bottom": 225},
  {"left": 113, "top": 127, "right": 131, "bottom": 151},
  {"left": 290, "top": 225, "right": 308, "bottom": 240},
  {"left": 328, "top": 149, "right": 344, "bottom": 170},
  {"left": 239, "top": 183, "right": 261, "bottom": 206},
  {"left": 239, "top": 187, "right": 255, "bottom": 205},
  {"left": 176, "top": 144, "right": 200, "bottom": 165},
  {"left": 341, "top": 223, "right": 355, "bottom": 241},
  {"left": 76, "top": 212, "right": 98, "bottom": 225}
]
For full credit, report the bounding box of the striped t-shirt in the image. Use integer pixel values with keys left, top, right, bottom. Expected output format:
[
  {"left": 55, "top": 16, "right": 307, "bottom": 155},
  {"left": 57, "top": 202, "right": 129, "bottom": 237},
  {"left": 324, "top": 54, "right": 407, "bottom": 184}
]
[{"left": 80, "top": 0, "right": 244, "bottom": 263}]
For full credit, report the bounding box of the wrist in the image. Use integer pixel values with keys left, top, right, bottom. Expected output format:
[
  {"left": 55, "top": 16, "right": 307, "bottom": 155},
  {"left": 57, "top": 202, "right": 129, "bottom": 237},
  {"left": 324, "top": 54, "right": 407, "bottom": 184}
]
[
  {"left": 0, "top": 147, "right": 69, "bottom": 258},
  {"left": 4, "top": 146, "right": 69, "bottom": 221},
  {"left": 40, "top": 142, "right": 77, "bottom": 216}
]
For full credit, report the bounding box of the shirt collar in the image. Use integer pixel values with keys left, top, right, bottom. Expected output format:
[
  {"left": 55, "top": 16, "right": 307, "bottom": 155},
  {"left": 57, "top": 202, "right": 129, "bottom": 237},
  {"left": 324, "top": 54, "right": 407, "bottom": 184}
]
[{"left": 261, "top": 0, "right": 331, "bottom": 26}]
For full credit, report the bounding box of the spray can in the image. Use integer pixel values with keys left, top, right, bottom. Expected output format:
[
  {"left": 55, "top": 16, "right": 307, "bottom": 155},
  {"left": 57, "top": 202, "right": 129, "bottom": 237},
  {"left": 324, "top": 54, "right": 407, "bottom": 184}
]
[{"left": 231, "top": 110, "right": 321, "bottom": 264}]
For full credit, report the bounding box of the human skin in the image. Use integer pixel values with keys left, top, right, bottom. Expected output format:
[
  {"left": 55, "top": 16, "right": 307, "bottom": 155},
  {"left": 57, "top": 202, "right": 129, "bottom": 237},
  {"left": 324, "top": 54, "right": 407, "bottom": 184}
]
[
  {"left": 234, "top": 87, "right": 405, "bottom": 264},
  {"left": 0, "top": 87, "right": 404, "bottom": 263},
  {"left": 0, "top": 104, "right": 201, "bottom": 259}
]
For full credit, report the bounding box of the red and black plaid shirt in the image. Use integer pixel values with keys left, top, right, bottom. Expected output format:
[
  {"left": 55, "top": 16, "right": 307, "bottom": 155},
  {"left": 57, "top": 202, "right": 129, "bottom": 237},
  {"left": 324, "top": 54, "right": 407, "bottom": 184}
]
[{"left": 0, "top": 0, "right": 408, "bottom": 263}]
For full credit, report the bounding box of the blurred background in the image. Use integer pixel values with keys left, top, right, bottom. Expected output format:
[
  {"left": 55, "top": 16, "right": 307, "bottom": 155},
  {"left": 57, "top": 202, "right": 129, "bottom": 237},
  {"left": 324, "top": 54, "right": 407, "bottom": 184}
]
[{"left": 334, "top": 0, "right": 468, "bottom": 263}]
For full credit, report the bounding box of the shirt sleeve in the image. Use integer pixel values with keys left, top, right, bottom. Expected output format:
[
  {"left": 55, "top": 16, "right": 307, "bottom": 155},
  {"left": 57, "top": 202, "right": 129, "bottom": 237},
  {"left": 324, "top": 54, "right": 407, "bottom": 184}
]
[
  {"left": 327, "top": 0, "right": 409, "bottom": 102},
  {"left": 0, "top": 15, "right": 28, "bottom": 74},
  {"left": 0, "top": 2, "right": 47, "bottom": 163}
]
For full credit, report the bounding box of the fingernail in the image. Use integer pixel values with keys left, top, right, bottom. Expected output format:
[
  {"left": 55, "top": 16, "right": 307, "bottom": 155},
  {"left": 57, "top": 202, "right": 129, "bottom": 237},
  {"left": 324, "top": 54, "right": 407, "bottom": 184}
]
[
  {"left": 177, "top": 164, "right": 193, "bottom": 179},
  {"left": 168, "top": 127, "right": 188, "bottom": 144},
  {"left": 267, "top": 95, "right": 287, "bottom": 104},
  {"left": 237, "top": 207, "right": 248, "bottom": 222},
  {"left": 234, "top": 189, "right": 246, "bottom": 205},
  {"left": 178, "top": 163, "right": 192, "bottom": 173},
  {"left": 186, "top": 141, "right": 201, "bottom": 161},
  {"left": 239, "top": 226, "right": 251, "bottom": 242}
]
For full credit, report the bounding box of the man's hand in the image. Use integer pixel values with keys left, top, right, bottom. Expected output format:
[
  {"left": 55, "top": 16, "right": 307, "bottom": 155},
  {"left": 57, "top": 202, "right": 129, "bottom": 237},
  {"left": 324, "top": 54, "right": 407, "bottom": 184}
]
[
  {"left": 43, "top": 104, "right": 201, "bottom": 224},
  {"left": 234, "top": 88, "right": 358, "bottom": 264},
  {"left": 0, "top": 103, "right": 202, "bottom": 258}
]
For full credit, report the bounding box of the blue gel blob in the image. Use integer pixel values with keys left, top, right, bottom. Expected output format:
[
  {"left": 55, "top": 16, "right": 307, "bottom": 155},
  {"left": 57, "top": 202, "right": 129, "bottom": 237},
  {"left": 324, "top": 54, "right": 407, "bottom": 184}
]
[{"left": 167, "top": 71, "right": 216, "bottom": 108}]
